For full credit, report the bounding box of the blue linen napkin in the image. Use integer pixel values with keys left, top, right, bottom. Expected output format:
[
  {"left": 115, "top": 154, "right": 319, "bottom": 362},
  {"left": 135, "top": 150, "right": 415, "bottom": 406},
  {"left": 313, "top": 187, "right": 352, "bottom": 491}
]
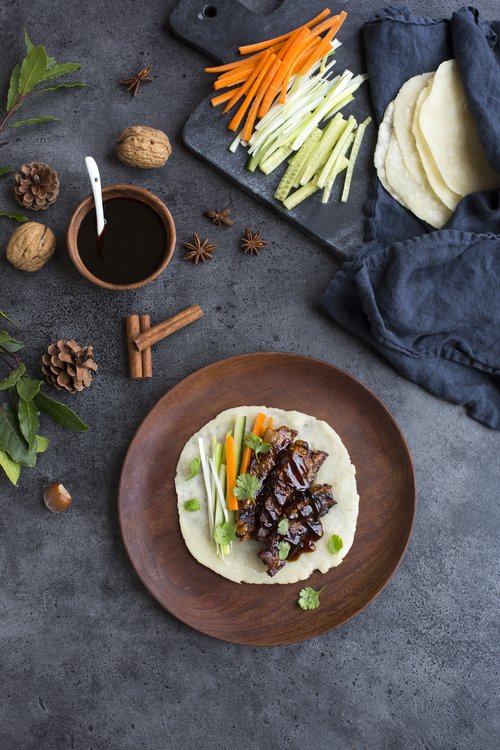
[{"left": 322, "top": 5, "right": 500, "bottom": 428}]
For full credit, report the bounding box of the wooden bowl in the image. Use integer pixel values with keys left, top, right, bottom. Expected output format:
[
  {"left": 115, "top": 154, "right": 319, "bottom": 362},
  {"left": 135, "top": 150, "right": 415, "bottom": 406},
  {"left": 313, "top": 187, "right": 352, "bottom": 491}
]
[{"left": 66, "top": 184, "right": 176, "bottom": 291}]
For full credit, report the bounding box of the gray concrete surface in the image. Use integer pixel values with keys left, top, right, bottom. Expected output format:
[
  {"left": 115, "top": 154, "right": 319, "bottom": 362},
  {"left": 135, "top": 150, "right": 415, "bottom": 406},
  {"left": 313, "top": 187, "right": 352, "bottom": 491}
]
[{"left": 0, "top": 1, "right": 498, "bottom": 748}]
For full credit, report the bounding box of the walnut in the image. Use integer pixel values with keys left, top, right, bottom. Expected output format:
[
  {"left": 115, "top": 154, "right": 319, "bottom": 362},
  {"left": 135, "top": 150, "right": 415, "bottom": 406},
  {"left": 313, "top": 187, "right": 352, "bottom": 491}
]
[
  {"left": 6, "top": 221, "right": 56, "bottom": 272},
  {"left": 116, "top": 125, "right": 172, "bottom": 168}
]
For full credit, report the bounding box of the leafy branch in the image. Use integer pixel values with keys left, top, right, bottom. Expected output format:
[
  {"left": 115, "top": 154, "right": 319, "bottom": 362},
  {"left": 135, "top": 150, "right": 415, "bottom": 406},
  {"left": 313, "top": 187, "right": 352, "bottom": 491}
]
[
  {"left": 0, "top": 29, "right": 85, "bottom": 135},
  {"left": 0, "top": 311, "right": 89, "bottom": 486}
]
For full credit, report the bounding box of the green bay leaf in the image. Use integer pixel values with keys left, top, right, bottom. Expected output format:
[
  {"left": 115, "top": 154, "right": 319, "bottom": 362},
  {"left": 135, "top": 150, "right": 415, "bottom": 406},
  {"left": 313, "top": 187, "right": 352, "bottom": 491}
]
[
  {"left": 6, "top": 64, "right": 20, "bottom": 111},
  {"left": 0, "top": 448, "right": 21, "bottom": 486},
  {"left": 0, "top": 167, "right": 12, "bottom": 177},
  {"left": 0, "top": 331, "right": 24, "bottom": 352},
  {"left": 24, "top": 29, "right": 34, "bottom": 53},
  {"left": 35, "top": 391, "right": 89, "bottom": 432},
  {"left": 0, "top": 404, "right": 36, "bottom": 466},
  {"left": 19, "top": 45, "right": 49, "bottom": 95},
  {"left": 0, "top": 210, "right": 29, "bottom": 222},
  {"left": 18, "top": 397, "right": 39, "bottom": 450},
  {"left": 0, "top": 363, "right": 26, "bottom": 391},
  {"left": 10, "top": 116, "right": 61, "bottom": 128},
  {"left": 35, "top": 435, "right": 49, "bottom": 453},
  {"left": 40, "top": 62, "right": 81, "bottom": 82},
  {"left": 16, "top": 375, "right": 42, "bottom": 401},
  {"left": 35, "top": 81, "right": 86, "bottom": 93}
]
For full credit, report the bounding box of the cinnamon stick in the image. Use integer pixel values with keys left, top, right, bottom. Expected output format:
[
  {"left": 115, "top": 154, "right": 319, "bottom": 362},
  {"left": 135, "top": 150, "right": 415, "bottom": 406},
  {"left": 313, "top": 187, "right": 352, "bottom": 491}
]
[
  {"left": 125, "top": 315, "right": 142, "bottom": 379},
  {"left": 139, "top": 314, "right": 153, "bottom": 378},
  {"left": 133, "top": 304, "right": 203, "bottom": 352}
]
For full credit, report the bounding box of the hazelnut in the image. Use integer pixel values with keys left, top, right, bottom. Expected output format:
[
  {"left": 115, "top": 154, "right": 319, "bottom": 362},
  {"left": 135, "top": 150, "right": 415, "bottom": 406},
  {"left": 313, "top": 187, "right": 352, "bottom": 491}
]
[
  {"left": 43, "top": 483, "right": 73, "bottom": 513},
  {"left": 6, "top": 221, "right": 56, "bottom": 272},
  {"left": 116, "top": 125, "right": 172, "bottom": 168}
]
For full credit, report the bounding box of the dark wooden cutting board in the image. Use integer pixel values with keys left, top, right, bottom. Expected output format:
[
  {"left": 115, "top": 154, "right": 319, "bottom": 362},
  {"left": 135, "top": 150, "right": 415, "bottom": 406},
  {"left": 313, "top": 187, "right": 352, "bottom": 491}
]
[{"left": 171, "top": 0, "right": 374, "bottom": 259}]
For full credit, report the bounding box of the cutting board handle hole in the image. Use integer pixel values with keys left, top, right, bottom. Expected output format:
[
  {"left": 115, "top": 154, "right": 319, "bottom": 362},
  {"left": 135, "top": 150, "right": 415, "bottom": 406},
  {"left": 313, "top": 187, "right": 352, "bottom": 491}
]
[{"left": 201, "top": 4, "right": 217, "bottom": 18}]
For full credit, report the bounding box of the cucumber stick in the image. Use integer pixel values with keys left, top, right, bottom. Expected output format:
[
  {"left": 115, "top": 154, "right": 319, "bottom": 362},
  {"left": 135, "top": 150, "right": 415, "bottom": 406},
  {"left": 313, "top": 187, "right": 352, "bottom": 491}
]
[
  {"left": 322, "top": 154, "right": 350, "bottom": 203},
  {"left": 283, "top": 182, "right": 319, "bottom": 210},
  {"left": 233, "top": 415, "right": 247, "bottom": 475},
  {"left": 341, "top": 116, "right": 372, "bottom": 203},
  {"left": 317, "top": 116, "right": 357, "bottom": 188},
  {"left": 299, "top": 113, "right": 345, "bottom": 186},
  {"left": 260, "top": 146, "right": 293, "bottom": 175},
  {"left": 216, "top": 464, "right": 230, "bottom": 556},
  {"left": 274, "top": 128, "right": 322, "bottom": 202}
]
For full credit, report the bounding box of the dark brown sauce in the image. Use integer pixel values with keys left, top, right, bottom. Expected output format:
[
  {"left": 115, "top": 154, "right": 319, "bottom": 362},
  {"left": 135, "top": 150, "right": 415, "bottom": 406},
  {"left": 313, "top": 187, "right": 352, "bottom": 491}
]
[{"left": 77, "top": 198, "right": 167, "bottom": 285}]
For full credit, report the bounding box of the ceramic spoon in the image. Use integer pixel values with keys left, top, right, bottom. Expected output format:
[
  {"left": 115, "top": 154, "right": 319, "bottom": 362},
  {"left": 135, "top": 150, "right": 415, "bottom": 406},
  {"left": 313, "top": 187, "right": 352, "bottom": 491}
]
[{"left": 84, "top": 156, "right": 106, "bottom": 235}]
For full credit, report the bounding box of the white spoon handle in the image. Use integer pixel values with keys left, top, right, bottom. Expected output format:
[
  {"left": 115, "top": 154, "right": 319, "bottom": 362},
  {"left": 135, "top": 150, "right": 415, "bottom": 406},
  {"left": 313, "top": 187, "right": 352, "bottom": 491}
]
[{"left": 84, "top": 156, "right": 106, "bottom": 236}]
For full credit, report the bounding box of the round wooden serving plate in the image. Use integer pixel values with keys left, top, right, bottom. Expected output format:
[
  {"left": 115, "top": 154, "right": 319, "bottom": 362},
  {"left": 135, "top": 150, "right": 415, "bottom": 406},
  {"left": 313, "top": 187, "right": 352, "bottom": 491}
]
[{"left": 119, "top": 353, "right": 416, "bottom": 646}]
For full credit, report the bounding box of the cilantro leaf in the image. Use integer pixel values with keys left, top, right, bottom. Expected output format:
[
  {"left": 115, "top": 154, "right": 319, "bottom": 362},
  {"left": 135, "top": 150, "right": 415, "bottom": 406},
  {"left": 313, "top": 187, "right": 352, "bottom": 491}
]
[
  {"left": 188, "top": 456, "right": 200, "bottom": 480},
  {"left": 244, "top": 432, "right": 272, "bottom": 462},
  {"left": 277, "top": 518, "right": 289, "bottom": 535},
  {"left": 183, "top": 498, "right": 201, "bottom": 512},
  {"left": 327, "top": 534, "right": 344, "bottom": 555},
  {"left": 298, "top": 586, "right": 325, "bottom": 610},
  {"left": 214, "top": 521, "right": 236, "bottom": 546},
  {"left": 278, "top": 540, "right": 290, "bottom": 560},
  {"left": 233, "top": 473, "right": 261, "bottom": 504}
]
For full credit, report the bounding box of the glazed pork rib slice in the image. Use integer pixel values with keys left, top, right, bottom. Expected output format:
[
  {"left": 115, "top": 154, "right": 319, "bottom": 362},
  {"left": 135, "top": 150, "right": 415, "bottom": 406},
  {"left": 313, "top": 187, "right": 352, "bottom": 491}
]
[
  {"left": 236, "top": 425, "right": 298, "bottom": 541},
  {"left": 258, "top": 484, "right": 336, "bottom": 577},
  {"left": 257, "top": 440, "right": 328, "bottom": 540}
]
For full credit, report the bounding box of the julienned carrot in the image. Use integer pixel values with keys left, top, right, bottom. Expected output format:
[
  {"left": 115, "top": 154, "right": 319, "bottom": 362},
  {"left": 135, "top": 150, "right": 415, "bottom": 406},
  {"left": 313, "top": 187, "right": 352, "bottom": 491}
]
[
  {"left": 229, "top": 53, "right": 276, "bottom": 131},
  {"left": 239, "top": 412, "right": 267, "bottom": 474},
  {"left": 226, "top": 435, "right": 238, "bottom": 511},
  {"left": 240, "top": 55, "right": 280, "bottom": 140},
  {"left": 214, "top": 68, "right": 252, "bottom": 89},
  {"left": 211, "top": 89, "right": 237, "bottom": 107},
  {"left": 293, "top": 37, "right": 321, "bottom": 75},
  {"left": 258, "top": 27, "right": 311, "bottom": 115},
  {"left": 267, "top": 417, "right": 274, "bottom": 429},
  {"left": 205, "top": 53, "right": 265, "bottom": 73},
  {"left": 298, "top": 26, "right": 336, "bottom": 76},
  {"left": 238, "top": 8, "right": 331, "bottom": 55},
  {"left": 223, "top": 50, "right": 271, "bottom": 114}
]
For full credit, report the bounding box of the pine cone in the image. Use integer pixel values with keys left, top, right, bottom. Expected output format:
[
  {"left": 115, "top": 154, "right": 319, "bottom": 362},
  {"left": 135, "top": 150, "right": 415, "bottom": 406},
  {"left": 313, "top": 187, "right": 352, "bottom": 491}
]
[
  {"left": 41, "top": 340, "right": 97, "bottom": 393},
  {"left": 14, "top": 162, "right": 60, "bottom": 211}
]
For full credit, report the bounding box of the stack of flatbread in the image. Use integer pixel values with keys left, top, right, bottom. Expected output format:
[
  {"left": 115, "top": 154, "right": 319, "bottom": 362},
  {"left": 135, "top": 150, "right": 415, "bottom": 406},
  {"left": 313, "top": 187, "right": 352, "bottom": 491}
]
[{"left": 374, "top": 59, "right": 500, "bottom": 229}]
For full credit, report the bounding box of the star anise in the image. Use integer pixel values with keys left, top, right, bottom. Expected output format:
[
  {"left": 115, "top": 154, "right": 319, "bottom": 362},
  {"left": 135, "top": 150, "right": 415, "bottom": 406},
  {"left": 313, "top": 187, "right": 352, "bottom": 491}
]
[
  {"left": 183, "top": 233, "right": 217, "bottom": 264},
  {"left": 203, "top": 208, "right": 233, "bottom": 226},
  {"left": 241, "top": 228, "right": 268, "bottom": 256},
  {"left": 120, "top": 66, "right": 153, "bottom": 97}
]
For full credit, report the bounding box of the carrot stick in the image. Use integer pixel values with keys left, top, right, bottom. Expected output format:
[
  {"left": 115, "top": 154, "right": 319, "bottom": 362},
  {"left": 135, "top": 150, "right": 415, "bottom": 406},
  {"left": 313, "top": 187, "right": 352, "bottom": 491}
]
[
  {"left": 223, "top": 49, "right": 271, "bottom": 114},
  {"left": 214, "top": 68, "right": 253, "bottom": 89},
  {"left": 226, "top": 435, "right": 238, "bottom": 511},
  {"left": 298, "top": 27, "right": 335, "bottom": 76},
  {"left": 240, "top": 56, "right": 280, "bottom": 140},
  {"left": 238, "top": 8, "right": 332, "bottom": 54},
  {"left": 229, "top": 53, "right": 276, "bottom": 132},
  {"left": 258, "top": 27, "right": 311, "bottom": 115},
  {"left": 257, "top": 59, "right": 291, "bottom": 118},
  {"left": 267, "top": 417, "right": 274, "bottom": 430},
  {"left": 205, "top": 53, "right": 264, "bottom": 73},
  {"left": 239, "top": 412, "right": 267, "bottom": 474},
  {"left": 292, "top": 37, "right": 321, "bottom": 75},
  {"left": 310, "top": 10, "right": 347, "bottom": 41},
  {"left": 211, "top": 89, "right": 238, "bottom": 107}
]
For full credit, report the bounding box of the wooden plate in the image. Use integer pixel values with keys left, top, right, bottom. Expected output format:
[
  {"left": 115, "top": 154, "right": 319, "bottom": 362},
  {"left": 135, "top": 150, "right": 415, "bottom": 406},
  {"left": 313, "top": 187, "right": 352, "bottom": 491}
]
[{"left": 119, "top": 353, "right": 415, "bottom": 645}]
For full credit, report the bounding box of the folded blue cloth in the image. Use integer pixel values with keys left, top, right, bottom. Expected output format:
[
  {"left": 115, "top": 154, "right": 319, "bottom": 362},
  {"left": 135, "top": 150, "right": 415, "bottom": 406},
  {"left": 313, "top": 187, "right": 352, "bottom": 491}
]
[{"left": 322, "top": 5, "right": 500, "bottom": 428}]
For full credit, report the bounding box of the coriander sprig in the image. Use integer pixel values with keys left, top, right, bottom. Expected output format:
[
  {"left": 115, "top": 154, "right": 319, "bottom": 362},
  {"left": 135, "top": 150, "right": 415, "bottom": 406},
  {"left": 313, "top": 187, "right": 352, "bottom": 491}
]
[
  {"left": 298, "top": 586, "right": 326, "bottom": 610},
  {"left": 233, "top": 473, "right": 261, "bottom": 504},
  {"left": 244, "top": 432, "right": 272, "bottom": 462},
  {"left": 0, "top": 29, "right": 85, "bottom": 135}
]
